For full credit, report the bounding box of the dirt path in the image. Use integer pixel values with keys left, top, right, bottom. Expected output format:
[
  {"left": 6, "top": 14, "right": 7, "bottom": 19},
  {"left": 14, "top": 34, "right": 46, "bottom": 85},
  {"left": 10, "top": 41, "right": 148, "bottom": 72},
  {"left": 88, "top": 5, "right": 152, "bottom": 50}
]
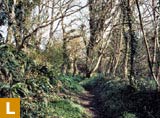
[{"left": 79, "top": 90, "right": 100, "bottom": 118}]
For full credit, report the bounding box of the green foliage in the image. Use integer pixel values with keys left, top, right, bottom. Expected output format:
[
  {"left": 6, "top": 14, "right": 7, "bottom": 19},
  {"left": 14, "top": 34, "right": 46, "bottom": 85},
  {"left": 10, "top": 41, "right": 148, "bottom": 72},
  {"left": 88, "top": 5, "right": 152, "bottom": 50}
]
[
  {"left": 136, "top": 78, "right": 157, "bottom": 91},
  {"left": 21, "top": 99, "right": 87, "bottom": 118},
  {"left": 0, "top": 44, "right": 90, "bottom": 118},
  {"left": 0, "top": 45, "right": 56, "bottom": 116},
  {"left": 122, "top": 112, "right": 137, "bottom": 118},
  {"left": 0, "top": 45, "right": 34, "bottom": 82},
  {"left": 29, "top": 44, "right": 63, "bottom": 77},
  {"left": 59, "top": 75, "right": 84, "bottom": 93},
  {"left": 50, "top": 99, "right": 87, "bottom": 118},
  {"left": 12, "top": 83, "right": 29, "bottom": 97},
  {"left": 48, "top": 46, "right": 63, "bottom": 77},
  {"left": 83, "top": 75, "right": 160, "bottom": 118},
  {"left": 80, "top": 76, "right": 99, "bottom": 89}
]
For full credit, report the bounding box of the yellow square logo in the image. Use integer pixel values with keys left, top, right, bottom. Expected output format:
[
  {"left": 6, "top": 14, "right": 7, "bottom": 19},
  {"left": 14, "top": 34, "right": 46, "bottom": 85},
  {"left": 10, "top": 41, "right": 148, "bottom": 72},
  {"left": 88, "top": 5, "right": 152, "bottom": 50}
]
[{"left": 0, "top": 98, "right": 20, "bottom": 118}]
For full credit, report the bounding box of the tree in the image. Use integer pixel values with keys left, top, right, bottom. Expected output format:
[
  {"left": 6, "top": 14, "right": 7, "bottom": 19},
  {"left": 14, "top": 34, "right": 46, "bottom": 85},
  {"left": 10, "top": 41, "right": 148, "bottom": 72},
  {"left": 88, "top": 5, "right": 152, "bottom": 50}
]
[{"left": 86, "top": 0, "right": 109, "bottom": 77}]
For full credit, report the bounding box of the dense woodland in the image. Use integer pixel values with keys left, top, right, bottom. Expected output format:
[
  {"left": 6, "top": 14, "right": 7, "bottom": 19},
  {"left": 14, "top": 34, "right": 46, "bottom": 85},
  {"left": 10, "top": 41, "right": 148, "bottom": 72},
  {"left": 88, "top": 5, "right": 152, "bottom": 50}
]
[{"left": 0, "top": 0, "right": 160, "bottom": 118}]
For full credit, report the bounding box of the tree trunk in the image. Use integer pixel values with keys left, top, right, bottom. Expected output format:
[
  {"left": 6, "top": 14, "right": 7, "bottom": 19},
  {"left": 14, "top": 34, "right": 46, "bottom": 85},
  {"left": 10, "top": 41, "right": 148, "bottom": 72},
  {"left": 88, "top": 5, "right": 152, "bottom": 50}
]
[
  {"left": 49, "top": 1, "right": 55, "bottom": 41},
  {"left": 136, "top": 0, "right": 160, "bottom": 89},
  {"left": 121, "top": 0, "right": 130, "bottom": 80},
  {"left": 86, "top": 0, "right": 106, "bottom": 77},
  {"left": 126, "top": 0, "right": 136, "bottom": 85},
  {"left": 113, "top": 29, "right": 123, "bottom": 76}
]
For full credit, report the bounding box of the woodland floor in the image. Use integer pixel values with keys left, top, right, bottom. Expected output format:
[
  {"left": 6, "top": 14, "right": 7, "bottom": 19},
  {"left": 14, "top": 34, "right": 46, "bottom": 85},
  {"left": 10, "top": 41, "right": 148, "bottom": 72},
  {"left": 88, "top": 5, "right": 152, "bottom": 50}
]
[{"left": 78, "top": 88, "right": 102, "bottom": 118}]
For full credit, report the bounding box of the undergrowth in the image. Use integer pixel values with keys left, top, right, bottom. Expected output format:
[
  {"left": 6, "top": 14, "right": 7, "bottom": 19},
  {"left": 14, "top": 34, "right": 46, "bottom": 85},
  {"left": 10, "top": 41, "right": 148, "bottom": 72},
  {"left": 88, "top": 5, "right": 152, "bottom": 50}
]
[
  {"left": 0, "top": 44, "right": 89, "bottom": 118},
  {"left": 82, "top": 75, "right": 160, "bottom": 118}
]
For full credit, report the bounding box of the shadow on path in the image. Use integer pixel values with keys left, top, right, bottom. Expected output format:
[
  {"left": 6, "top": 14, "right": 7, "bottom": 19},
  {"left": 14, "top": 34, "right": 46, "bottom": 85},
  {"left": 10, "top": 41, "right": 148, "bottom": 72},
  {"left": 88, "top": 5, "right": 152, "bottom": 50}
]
[{"left": 79, "top": 89, "right": 102, "bottom": 118}]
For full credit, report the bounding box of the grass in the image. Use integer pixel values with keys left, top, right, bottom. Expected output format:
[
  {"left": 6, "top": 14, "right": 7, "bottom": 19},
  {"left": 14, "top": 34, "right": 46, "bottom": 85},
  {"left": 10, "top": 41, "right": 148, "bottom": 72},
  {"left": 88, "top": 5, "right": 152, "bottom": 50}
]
[
  {"left": 59, "top": 75, "right": 85, "bottom": 94},
  {"left": 49, "top": 99, "right": 88, "bottom": 118}
]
